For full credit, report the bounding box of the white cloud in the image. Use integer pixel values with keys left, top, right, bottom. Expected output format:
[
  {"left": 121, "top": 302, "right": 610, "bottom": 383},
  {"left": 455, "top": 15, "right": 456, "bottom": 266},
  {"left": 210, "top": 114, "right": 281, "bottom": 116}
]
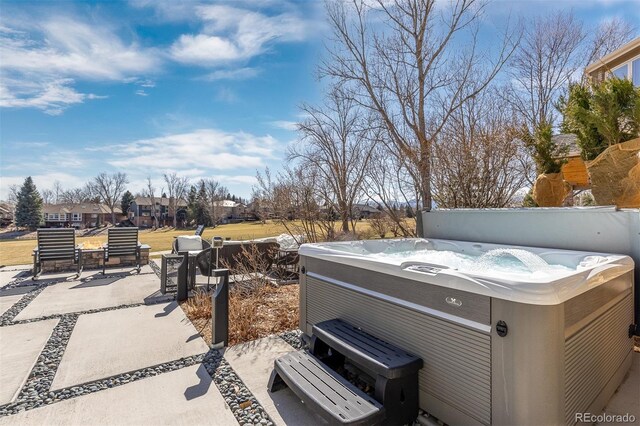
[
  {"left": 0, "top": 78, "right": 106, "bottom": 115},
  {"left": 203, "top": 67, "right": 260, "bottom": 81},
  {"left": 268, "top": 120, "right": 298, "bottom": 131},
  {"left": 98, "top": 128, "right": 278, "bottom": 172},
  {"left": 135, "top": 89, "right": 148, "bottom": 97},
  {"left": 215, "top": 87, "right": 238, "bottom": 103},
  {"left": 136, "top": 79, "right": 156, "bottom": 88},
  {"left": 169, "top": 5, "right": 308, "bottom": 67},
  {"left": 0, "top": 172, "right": 83, "bottom": 201},
  {"left": 0, "top": 15, "right": 158, "bottom": 114}
]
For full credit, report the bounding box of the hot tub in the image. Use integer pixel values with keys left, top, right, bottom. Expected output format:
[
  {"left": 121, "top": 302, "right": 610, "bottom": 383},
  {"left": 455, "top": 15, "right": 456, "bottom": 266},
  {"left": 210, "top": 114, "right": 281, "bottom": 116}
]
[{"left": 298, "top": 238, "right": 635, "bottom": 425}]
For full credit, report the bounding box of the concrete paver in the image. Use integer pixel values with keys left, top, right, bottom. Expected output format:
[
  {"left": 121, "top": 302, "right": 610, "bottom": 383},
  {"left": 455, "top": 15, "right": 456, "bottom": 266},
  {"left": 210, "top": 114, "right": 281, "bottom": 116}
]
[
  {"left": 0, "top": 269, "right": 30, "bottom": 287},
  {"left": 224, "top": 335, "right": 326, "bottom": 425},
  {"left": 0, "top": 319, "right": 59, "bottom": 405},
  {"left": 15, "top": 268, "right": 169, "bottom": 320},
  {"left": 598, "top": 352, "right": 640, "bottom": 425},
  {"left": 0, "top": 294, "right": 24, "bottom": 316},
  {"left": 0, "top": 365, "right": 238, "bottom": 426},
  {"left": 51, "top": 302, "right": 209, "bottom": 390}
]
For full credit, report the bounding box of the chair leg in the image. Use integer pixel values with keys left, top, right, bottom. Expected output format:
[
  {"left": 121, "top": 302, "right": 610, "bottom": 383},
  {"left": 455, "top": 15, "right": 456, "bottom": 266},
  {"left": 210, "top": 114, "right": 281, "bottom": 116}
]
[
  {"left": 136, "top": 248, "right": 141, "bottom": 273},
  {"left": 32, "top": 259, "right": 41, "bottom": 281},
  {"left": 76, "top": 249, "right": 83, "bottom": 279},
  {"left": 102, "top": 249, "right": 107, "bottom": 275}
]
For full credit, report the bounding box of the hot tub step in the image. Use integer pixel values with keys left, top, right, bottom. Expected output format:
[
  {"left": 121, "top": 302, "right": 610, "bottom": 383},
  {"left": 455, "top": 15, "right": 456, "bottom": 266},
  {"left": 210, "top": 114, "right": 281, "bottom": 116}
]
[
  {"left": 312, "top": 319, "right": 423, "bottom": 379},
  {"left": 268, "top": 350, "right": 384, "bottom": 425}
]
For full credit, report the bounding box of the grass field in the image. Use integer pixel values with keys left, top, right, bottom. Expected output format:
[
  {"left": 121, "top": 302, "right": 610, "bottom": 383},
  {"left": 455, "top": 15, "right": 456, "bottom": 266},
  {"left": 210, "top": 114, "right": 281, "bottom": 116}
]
[{"left": 0, "top": 220, "right": 386, "bottom": 267}]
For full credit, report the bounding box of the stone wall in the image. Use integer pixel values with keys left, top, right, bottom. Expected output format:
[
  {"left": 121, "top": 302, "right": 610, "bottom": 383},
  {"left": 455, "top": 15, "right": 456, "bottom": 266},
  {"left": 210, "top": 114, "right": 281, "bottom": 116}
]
[{"left": 39, "top": 246, "right": 150, "bottom": 273}]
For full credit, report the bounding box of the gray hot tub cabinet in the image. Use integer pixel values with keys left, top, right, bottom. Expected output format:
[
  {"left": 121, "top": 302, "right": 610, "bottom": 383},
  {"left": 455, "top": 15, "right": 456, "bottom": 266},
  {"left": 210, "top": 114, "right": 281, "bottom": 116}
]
[{"left": 298, "top": 256, "right": 634, "bottom": 426}]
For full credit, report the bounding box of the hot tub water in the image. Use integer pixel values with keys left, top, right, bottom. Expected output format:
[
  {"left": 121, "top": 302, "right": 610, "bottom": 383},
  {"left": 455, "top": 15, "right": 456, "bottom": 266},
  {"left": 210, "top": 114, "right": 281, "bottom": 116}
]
[{"left": 371, "top": 247, "right": 573, "bottom": 276}]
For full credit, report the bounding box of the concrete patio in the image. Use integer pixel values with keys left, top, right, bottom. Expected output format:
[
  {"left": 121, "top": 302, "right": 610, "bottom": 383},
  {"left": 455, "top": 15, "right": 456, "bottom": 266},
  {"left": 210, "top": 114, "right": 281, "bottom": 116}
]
[{"left": 0, "top": 263, "right": 637, "bottom": 425}]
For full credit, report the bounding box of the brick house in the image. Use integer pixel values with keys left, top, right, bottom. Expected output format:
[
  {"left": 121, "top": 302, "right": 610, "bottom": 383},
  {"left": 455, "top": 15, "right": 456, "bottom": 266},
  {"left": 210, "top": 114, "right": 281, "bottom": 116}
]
[
  {"left": 128, "top": 196, "right": 188, "bottom": 228},
  {"left": 43, "top": 203, "right": 123, "bottom": 229}
]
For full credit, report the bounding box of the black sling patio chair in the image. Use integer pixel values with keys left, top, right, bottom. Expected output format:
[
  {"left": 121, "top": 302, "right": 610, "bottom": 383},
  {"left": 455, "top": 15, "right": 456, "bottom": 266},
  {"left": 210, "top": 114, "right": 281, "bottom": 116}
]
[
  {"left": 32, "top": 228, "right": 83, "bottom": 280},
  {"left": 103, "top": 227, "right": 141, "bottom": 274}
]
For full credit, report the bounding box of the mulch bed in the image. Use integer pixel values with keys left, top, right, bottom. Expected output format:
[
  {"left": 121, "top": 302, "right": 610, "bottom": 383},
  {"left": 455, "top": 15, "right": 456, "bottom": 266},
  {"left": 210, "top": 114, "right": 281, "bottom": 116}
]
[{"left": 181, "top": 284, "right": 299, "bottom": 347}]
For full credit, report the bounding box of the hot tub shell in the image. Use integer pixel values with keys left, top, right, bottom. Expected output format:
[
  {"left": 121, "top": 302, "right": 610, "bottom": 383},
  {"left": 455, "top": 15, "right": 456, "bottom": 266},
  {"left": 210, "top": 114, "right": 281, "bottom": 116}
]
[{"left": 298, "top": 238, "right": 635, "bottom": 426}]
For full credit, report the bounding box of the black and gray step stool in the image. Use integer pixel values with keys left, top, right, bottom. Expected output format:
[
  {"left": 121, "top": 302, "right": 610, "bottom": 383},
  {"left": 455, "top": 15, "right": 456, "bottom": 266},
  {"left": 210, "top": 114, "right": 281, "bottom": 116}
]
[
  {"left": 269, "top": 319, "right": 423, "bottom": 425},
  {"left": 270, "top": 350, "right": 384, "bottom": 425}
]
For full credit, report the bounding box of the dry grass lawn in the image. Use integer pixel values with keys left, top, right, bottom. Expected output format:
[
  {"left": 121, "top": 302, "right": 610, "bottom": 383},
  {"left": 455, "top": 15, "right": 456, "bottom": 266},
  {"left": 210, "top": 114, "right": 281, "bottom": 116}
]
[
  {"left": 0, "top": 220, "right": 409, "bottom": 267},
  {"left": 181, "top": 284, "right": 299, "bottom": 346}
]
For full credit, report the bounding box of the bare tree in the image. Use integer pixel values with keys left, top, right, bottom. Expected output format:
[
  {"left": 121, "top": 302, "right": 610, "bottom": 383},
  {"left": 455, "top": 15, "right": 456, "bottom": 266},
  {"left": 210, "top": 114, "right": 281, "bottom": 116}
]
[
  {"left": 41, "top": 189, "right": 55, "bottom": 204},
  {"left": 291, "top": 86, "right": 375, "bottom": 233},
  {"left": 52, "top": 180, "right": 63, "bottom": 204},
  {"left": 91, "top": 172, "right": 128, "bottom": 225},
  {"left": 583, "top": 18, "right": 636, "bottom": 75},
  {"left": 433, "top": 88, "right": 533, "bottom": 207},
  {"left": 163, "top": 172, "right": 189, "bottom": 228},
  {"left": 59, "top": 187, "right": 93, "bottom": 206},
  {"left": 143, "top": 177, "right": 159, "bottom": 229},
  {"left": 322, "top": 0, "right": 518, "bottom": 224},
  {"left": 365, "top": 143, "right": 418, "bottom": 237},
  {"left": 203, "top": 178, "right": 228, "bottom": 226},
  {"left": 6, "top": 184, "right": 19, "bottom": 231},
  {"left": 255, "top": 167, "right": 335, "bottom": 243},
  {"left": 507, "top": 11, "right": 585, "bottom": 131}
]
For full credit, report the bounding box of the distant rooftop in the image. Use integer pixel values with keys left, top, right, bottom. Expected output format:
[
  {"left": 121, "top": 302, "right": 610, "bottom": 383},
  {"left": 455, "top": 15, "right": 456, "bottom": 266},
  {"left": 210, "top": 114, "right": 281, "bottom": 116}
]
[{"left": 552, "top": 133, "right": 580, "bottom": 157}]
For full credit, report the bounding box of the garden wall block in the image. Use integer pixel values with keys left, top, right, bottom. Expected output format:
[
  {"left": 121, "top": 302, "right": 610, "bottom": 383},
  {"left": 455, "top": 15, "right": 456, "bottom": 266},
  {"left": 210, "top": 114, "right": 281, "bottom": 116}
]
[{"left": 40, "top": 247, "right": 150, "bottom": 272}]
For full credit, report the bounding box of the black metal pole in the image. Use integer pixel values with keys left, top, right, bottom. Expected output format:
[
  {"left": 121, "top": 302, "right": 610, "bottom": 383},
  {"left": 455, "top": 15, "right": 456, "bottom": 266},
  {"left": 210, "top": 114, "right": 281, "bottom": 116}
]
[
  {"left": 177, "top": 251, "right": 189, "bottom": 302},
  {"left": 211, "top": 268, "right": 229, "bottom": 348}
]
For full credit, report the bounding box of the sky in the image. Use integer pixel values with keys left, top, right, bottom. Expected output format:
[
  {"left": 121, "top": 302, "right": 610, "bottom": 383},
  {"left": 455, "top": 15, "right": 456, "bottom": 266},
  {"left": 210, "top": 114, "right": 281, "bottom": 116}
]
[{"left": 1, "top": 0, "right": 639, "bottom": 201}]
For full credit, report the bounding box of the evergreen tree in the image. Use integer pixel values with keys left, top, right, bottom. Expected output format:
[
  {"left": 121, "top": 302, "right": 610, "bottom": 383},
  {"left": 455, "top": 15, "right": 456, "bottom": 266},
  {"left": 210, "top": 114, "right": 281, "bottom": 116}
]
[
  {"left": 405, "top": 204, "right": 414, "bottom": 218},
  {"left": 15, "top": 176, "right": 44, "bottom": 230},
  {"left": 195, "top": 182, "right": 210, "bottom": 226},
  {"left": 186, "top": 185, "right": 197, "bottom": 223},
  {"left": 120, "top": 190, "right": 135, "bottom": 215}
]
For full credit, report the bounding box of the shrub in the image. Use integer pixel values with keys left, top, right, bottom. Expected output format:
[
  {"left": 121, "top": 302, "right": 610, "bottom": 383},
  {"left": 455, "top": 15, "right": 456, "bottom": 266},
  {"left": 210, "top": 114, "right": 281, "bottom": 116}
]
[
  {"left": 522, "top": 123, "right": 567, "bottom": 174},
  {"left": 560, "top": 78, "right": 640, "bottom": 160}
]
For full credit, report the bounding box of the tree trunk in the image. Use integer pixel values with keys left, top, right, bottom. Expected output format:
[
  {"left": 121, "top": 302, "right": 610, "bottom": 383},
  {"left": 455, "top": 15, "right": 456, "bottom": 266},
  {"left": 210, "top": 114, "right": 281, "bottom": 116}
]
[
  {"left": 111, "top": 211, "right": 116, "bottom": 226},
  {"left": 417, "top": 146, "right": 432, "bottom": 238}
]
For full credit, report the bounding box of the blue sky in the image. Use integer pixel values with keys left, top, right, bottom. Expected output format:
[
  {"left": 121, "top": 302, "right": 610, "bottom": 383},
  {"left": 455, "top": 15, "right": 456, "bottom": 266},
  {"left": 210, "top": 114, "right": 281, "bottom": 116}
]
[{"left": 1, "top": 0, "right": 638, "bottom": 200}]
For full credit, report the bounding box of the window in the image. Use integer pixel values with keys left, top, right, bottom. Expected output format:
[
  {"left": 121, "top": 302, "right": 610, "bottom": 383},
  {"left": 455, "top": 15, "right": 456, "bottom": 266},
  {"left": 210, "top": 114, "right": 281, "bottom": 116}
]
[
  {"left": 612, "top": 64, "right": 628, "bottom": 80},
  {"left": 633, "top": 58, "right": 640, "bottom": 86},
  {"left": 73, "top": 213, "right": 82, "bottom": 221}
]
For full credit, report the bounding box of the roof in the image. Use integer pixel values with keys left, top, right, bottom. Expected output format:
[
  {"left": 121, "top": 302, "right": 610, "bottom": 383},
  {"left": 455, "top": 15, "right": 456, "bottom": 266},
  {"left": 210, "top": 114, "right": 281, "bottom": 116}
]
[
  {"left": 551, "top": 133, "right": 581, "bottom": 157},
  {"left": 212, "top": 200, "right": 240, "bottom": 208},
  {"left": 133, "top": 197, "right": 188, "bottom": 207},
  {"left": 353, "top": 203, "right": 380, "bottom": 213},
  {"left": 43, "top": 203, "right": 122, "bottom": 215},
  {"left": 0, "top": 203, "right": 13, "bottom": 215},
  {"left": 585, "top": 37, "right": 640, "bottom": 74}
]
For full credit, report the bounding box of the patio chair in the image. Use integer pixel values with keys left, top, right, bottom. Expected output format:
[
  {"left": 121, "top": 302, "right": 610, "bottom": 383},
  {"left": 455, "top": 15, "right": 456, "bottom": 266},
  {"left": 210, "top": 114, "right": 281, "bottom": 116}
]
[
  {"left": 32, "top": 228, "right": 83, "bottom": 280},
  {"left": 171, "top": 235, "right": 211, "bottom": 255},
  {"left": 103, "top": 227, "right": 141, "bottom": 274}
]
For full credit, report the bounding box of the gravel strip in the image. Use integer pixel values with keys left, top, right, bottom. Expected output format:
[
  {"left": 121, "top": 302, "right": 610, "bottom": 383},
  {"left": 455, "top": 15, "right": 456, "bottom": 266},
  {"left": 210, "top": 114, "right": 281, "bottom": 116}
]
[
  {"left": 279, "top": 329, "right": 305, "bottom": 350},
  {"left": 1, "top": 260, "right": 274, "bottom": 425},
  {"left": 0, "top": 285, "right": 48, "bottom": 326},
  {"left": 7, "top": 302, "right": 148, "bottom": 326},
  {"left": 0, "top": 314, "right": 78, "bottom": 415},
  {"left": 203, "top": 352, "right": 274, "bottom": 426}
]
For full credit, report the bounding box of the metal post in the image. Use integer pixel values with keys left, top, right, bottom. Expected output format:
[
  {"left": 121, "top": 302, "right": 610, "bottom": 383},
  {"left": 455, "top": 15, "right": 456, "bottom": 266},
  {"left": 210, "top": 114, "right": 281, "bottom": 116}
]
[
  {"left": 160, "top": 255, "right": 167, "bottom": 294},
  {"left": 177, "top": 251, "right": 189, "bottom": 302},
  {"left": 208, "top": 237, "right": 224, "bottom": 289},
  {"left": 211, "top": 268, "right": 229, "bottom": 348}
]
